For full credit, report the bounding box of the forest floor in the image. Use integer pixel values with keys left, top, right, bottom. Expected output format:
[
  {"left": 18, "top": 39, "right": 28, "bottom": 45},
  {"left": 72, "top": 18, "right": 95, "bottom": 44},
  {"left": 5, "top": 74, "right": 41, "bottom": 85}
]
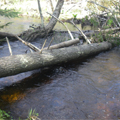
[{"left": 0, "top": 0, "right": 89, "bottom": 20}]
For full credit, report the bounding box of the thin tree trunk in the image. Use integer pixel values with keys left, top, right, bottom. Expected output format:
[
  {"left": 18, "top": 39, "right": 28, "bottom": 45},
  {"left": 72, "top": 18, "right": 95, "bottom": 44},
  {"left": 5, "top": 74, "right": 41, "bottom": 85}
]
[
  {"left": 49, "top": 0, "right": 54, "bottom": 12},
  {"left": 18, "top": 0, "right": 64, "bottom": 41},
  {"left": 37, "top": 0, "right": 44, "bottom": 28},
  {"left": 45, "top": 0, "right": 64, "bottom": 33}
]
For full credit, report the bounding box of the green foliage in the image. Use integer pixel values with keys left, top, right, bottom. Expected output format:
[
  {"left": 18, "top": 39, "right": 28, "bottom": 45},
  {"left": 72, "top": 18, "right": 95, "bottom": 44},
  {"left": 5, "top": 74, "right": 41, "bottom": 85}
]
[
  {"left": 81, "top": 15, "right": 89, "bottom": 23},
  {"left": 28, "top": 109, "right": 39, "bottom": 120},
  {"left": 107, "top": 19, "right": 113, "bottom": 26},
  {"left": 0, "top": 8, "right": 20, "bottom": 30},
  {"left": 0, "top": 108, "right": 39, "bottom": 120},
  {"left": 72, "top": 14, "right": 77, "bottom": 19},
  {"left": 0, "top": 8, "right": 20, "bottom": 18},
  {"left": 87, "top": 0, "right": 120, "bottom": 45},
  {"left": 114, "top": 39, "right": 120, "bottom": 46},
  {"left": 90, "top": 17, "right": 99, "bottom": 27},
  {"left": 81, "top": 18, "right": 85, "bottom": 22},
  {"left": 94, "top": 32, "right": 104, "bottom": 42},
  {"left": 0, "top": 109, "right": 11, "bottom": 119},
  {"left": 61, "top": 10, "right": 64, "bottom": 14},
  {"left": 0, "top": 22, "right": 13, "bottom": 29},
  {"left": 103, "top": 25, "right": 110, "bottom": 29},
  {"left": 85, "top": 15, "right": 88, "bottom": 20}
]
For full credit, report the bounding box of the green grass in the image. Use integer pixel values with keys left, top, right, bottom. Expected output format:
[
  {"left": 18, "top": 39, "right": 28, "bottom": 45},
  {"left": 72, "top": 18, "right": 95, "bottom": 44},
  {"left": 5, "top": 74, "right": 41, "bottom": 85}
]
[
  {"left": 0, "top": 109, "right": 39, "bottom": 120},
  {"left": 0, "top": 109, "right": 12, "bottom": 120}
]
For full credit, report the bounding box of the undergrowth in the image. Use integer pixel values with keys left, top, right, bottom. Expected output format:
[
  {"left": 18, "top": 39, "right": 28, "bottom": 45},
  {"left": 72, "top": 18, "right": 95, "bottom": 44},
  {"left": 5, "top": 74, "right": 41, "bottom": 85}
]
[{"left": 0, "top": 109, "right": 39, "bottom": 120}]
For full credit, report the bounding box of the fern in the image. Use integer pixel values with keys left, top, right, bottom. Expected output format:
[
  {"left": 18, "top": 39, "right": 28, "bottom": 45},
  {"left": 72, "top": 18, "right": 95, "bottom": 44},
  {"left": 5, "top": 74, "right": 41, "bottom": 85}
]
[
  {"left": 0, "top": 22, "right": 13, "bottom": 29},
  {"left": 0, "top": 8, "right": 20, "bottom": 30},
  {"left": 0, "top": 8, "right": 20, "bottom": 18}
]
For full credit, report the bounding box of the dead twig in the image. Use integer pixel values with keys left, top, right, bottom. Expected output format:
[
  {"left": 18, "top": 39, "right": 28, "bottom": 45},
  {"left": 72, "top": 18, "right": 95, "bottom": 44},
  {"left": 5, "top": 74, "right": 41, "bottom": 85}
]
[
  {"left": 37, "top": 0, "right": 44, "bottom": 28},
  {"left": 6, "top": 37, "right": 13, "bottom": 55},
  {"left": 47, "top": 12, "right": 74, "bottom": 40},
  {"left": 15, "top": 35, "right": 41, "bottom": 52},
  {"left": 47, "top": 37, "right": 54, "bottom": 49},
  {"left": 71, "top": 20, "right": 91, "bottom": 44},
  {"left": 49, "top": 0, "right": 54, "bottom": 12},
  {"left": 40, "top": 39, "right": 47, "bottom": 54}
]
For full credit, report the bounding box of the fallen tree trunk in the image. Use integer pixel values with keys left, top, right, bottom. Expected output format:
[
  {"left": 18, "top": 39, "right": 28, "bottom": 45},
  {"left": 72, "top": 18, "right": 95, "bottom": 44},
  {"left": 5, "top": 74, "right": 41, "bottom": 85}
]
[
  {"left": 0, "top": 42, "right": 113, "bottom": 78},
  {"left": 44, "top": 38, "right": 79, "bottom": 50}
]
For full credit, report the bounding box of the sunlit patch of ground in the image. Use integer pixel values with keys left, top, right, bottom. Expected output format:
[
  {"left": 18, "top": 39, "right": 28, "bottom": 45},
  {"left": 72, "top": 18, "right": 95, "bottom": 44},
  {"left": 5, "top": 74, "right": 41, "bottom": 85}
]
[{"left": 0, "top": 0, "right": 89, "bottom": 20}]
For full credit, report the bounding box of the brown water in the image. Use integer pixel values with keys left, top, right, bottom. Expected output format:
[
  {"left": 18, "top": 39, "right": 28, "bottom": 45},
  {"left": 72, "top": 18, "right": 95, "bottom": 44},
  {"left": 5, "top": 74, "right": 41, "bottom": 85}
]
[
  {"left": 0, "top": 46, "right": 120, "bottom": 119},
  {"left": 0, "top": 16, "right": 120, "bottom": 119}
]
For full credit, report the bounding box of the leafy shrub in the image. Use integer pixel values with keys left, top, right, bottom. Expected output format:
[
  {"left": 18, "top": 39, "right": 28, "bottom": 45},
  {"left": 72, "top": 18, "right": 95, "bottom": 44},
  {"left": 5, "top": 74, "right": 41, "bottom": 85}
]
[{"left": 0, "top": 109, "right": 11, "bottom": 119}]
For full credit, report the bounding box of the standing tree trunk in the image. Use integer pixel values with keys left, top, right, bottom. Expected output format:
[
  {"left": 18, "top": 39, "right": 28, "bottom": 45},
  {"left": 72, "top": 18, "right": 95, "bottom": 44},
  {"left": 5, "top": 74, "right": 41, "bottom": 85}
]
[
  {"left": 49, "top": 0, "right": 54, "bottom": 12},
  {"left": 37, "top": 0, "right": 44, "bottom": 28},
  {"left": 45, "top": 0, "right": 64, "bottom": 33},
  {"left": 21, "top": 0, "right": 64, "bottom": 41}
]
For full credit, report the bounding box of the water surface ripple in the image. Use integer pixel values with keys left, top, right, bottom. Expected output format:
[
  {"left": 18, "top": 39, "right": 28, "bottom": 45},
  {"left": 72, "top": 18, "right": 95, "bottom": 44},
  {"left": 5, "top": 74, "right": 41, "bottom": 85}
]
[{"left": 0, "top": 47, "right": 120, "bottom": 119}]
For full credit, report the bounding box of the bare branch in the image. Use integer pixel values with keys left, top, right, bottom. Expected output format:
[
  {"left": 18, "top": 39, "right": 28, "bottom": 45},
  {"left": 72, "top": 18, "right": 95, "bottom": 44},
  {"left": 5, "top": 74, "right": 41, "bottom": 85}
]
[
  {"left": 37, "top": 0, "right": 44, "bottom": 28},
  {"left": 40, "top": 39, "right": 47, "bottom": 54},
  {"left": 49, "top": 0, "right": 54, "bottom": 12},
  {"left": 71, "top": 20, "right": 91, "bottom": 44},
  {"left": 47, "top": 12, "right": 74, "bottom": 40},
  {"left": 15, "top": 35, "right": 41, "bottom": 52},
  {"left": 6, "top": 37, "right": 12, "bottom": 56},
  {"left": 47, "top": 37, "right": 54, "bottom": 49}
]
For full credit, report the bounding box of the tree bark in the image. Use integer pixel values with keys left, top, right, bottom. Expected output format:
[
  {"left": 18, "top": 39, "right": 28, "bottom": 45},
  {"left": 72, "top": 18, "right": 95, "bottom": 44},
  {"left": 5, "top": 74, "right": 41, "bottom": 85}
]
[
  {"left": 0, "top": 0, "right": 64, "bottom": 41},
  {"left": 19, "top": 0, "right": 64, "bottom": 41},
  {"left": 49, "top": 0, "right": 54, "bottom": 12},
  {"left": 0, "top": 42, "right": 113, "bottom": 78},
  {"left": 37, "top": 0, "right": 44, "bottom": 28},
  {"left": 45, "top": 0, "right": 64, "bottom": 33},
  {"left": 44, "top": 38, "right": 79, "bottom": 50}
]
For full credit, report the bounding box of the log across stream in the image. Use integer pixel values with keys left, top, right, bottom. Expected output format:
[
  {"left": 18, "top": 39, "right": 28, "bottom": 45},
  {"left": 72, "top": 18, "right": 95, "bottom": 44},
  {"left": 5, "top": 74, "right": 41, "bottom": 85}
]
[{"left": 0, "top": 41, "right": 112, "bottom": 78}]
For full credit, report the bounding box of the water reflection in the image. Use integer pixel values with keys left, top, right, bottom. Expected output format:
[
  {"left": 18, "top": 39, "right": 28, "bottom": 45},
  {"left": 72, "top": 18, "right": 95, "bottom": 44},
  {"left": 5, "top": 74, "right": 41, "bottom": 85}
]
[
  {"left": 0, "top": 47, "right": 120, "bottom": 119},
  {"left": 0, "top": 16, "right": 41, "bottom": 34},
  {"left": 0, "top": 16, "right": 93, "bottom": 35}
]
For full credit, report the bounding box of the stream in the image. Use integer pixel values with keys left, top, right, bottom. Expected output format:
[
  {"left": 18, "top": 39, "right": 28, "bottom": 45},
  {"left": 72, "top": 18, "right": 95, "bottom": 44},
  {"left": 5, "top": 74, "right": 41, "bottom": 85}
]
[{"left": 0, "top": 16, "right": 120, "bottom": 119}]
